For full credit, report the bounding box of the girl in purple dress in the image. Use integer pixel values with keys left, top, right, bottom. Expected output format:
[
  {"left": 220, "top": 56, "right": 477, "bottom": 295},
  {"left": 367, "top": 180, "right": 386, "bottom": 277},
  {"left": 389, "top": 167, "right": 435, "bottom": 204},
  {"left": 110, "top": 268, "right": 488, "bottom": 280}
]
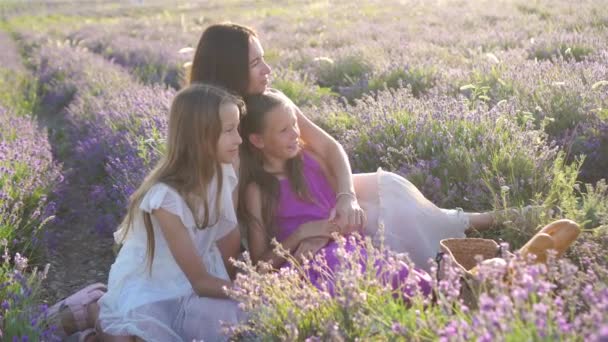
[{"left": 237, "top": 89, "right": 433, "bottom": 298}]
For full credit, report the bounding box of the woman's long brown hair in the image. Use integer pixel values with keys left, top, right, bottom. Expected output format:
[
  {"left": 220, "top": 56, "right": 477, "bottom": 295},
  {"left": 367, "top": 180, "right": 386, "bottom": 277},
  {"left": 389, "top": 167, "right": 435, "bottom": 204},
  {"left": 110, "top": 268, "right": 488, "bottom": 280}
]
[
  {"left": 189, "top": 23, "right": 256, "bottom": 96},
  {"left": 238, "top": 89, "right": 310, "bottom": 241},
  {"left": 118, "top": 84, "right": 244, "bottom": 273}
]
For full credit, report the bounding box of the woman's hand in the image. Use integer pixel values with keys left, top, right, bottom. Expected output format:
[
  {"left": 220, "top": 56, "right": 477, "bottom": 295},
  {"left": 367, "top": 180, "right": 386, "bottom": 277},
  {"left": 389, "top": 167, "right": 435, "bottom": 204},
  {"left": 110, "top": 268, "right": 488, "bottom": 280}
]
[
  {"left": 296, "top": 219, "right": 339, "bottom": 241},
  {"left": 294, "top": 237, "right": 330, "bottom": 260},
  {"left": 330, "top": 195, "right": 366, "bottom": 234}
]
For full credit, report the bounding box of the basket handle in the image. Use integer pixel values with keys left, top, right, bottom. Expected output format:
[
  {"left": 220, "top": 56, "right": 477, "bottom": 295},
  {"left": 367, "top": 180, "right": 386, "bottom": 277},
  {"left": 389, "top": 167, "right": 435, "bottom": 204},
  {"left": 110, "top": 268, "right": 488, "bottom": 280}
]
[
  {"left": 435, "top": 251, "right": 445, "bottom": 287},
  {"left": 497, "top": 238, "right": 506, "bottom": 257}
]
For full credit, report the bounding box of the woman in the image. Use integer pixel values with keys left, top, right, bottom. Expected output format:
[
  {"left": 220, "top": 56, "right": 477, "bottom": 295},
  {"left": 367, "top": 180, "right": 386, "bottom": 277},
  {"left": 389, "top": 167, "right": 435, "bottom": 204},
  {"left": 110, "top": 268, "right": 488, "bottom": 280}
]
[{"left": 188, "top": 23, "right": 368, "bottom": 260}]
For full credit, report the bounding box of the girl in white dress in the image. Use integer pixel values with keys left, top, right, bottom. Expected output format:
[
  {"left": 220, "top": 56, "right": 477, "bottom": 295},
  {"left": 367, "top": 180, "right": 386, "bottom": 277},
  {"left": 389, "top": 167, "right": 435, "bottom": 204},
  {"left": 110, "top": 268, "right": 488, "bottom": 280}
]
[{"left": 96, "top": 83, "right": 244, "bottom": 342}]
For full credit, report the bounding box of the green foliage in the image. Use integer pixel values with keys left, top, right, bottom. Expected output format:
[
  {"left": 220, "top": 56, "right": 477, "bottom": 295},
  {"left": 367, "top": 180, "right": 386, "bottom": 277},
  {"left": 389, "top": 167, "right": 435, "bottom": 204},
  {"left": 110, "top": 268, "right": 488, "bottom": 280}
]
[
  {"left": 345, "top": 102, "right": 555, "bottom": 210},
  {"left": 315, "top": 54, "right": 374, "bottom": 88},
  {"left": 272, "top": 71, "right": 337, "bottom": 107},
  {"left": 0, "top": 69, "right": 38, "bottom": 117},
  {"left": 313, "top": 110, "right": 360, "bottom": 139},
  {"left": 479, "top": 153, "right": 582, "bottom": 248},
  {"left": 529, "top": 43, "right": 594, "bottom": 62},
  {"left": 516, "top": 4, "right": 551, "bottom": 20},
  {"left": 368, "top": 66, "right": 437, "bottom": 98},
  {"left": 522, "top": 83, "right": 587, "bottom": 139},
  {"left": 0, "top": 242, "right": 50, "bottom": 340},
  {"left": 460, "top": 66, "right": 516, "bottom": 108}
]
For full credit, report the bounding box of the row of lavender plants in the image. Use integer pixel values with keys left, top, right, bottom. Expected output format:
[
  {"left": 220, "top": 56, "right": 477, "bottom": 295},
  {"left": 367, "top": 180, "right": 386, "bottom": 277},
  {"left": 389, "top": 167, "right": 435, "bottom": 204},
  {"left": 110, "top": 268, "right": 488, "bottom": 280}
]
[
  {"left": 0, "top": 104, "right": 61, "bottom": 340},
  {"left": 28, "top": 40, "right": 174, "bottom": 236},
  {"left": 64, "top": 26, "right": 188, "bottom": 89},
  {"left": 0, "top": 29, "right": 62, "bottom": 339}
]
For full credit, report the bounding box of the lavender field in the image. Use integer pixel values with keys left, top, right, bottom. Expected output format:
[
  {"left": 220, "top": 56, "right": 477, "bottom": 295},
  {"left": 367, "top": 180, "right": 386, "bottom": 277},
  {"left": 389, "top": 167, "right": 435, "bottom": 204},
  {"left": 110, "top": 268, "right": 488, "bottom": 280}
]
[{"left": 0, "top": 0, "right": 607, "bottom": 340}]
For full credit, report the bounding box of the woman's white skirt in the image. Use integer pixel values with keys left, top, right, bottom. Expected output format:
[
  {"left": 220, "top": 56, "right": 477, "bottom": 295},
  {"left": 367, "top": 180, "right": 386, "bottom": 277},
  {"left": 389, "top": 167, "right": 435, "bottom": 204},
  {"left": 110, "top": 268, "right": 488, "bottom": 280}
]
[{"left": 354, "top": 169, "right": 469, "bottom": 270}]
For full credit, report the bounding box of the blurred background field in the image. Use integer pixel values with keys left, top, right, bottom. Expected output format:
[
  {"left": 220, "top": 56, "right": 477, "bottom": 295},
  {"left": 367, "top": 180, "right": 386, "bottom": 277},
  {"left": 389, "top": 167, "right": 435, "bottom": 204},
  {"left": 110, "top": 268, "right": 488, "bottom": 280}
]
[{"left": 0, "top": 0, "right": 606, "bottom": 339}]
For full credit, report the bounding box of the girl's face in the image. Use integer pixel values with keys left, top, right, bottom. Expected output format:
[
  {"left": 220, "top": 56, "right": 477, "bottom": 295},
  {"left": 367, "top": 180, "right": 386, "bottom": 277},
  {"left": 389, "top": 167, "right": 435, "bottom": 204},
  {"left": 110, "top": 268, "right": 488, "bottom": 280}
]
[
  {"left": 246, "top": 36, "right": 272, "bottom": 95},
  {"left": 254, "top": 104, "right": 300, "bottom": 161},
  {"left": 216, "top": 102, "right": 242, "bottom": 163}
]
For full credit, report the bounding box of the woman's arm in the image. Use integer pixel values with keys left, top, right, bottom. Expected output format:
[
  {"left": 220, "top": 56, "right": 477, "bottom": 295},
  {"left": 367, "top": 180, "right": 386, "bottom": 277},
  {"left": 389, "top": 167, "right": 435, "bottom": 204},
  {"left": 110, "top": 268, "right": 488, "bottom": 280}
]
[
  {"left": 294, "top": 106, "right": 364, "bottom": 231},
  {"left": 295, "top": 106, "right": 353, "bottom": 193},
  {"left": 245, "top": 183, "right": 336, "bottom": 268},
  {"left": 154, "top": 208, "right": 231, "bottom": 298},
  {"left": 293, "top": 237, "right": 331, "bottom": 260}
]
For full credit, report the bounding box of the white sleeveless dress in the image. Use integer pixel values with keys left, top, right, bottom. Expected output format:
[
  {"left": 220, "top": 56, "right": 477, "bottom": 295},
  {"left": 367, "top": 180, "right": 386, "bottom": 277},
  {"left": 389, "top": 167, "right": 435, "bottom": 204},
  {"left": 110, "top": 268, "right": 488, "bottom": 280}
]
[{"left": 98, "top": 164, "right": 242, "bottom": 342}]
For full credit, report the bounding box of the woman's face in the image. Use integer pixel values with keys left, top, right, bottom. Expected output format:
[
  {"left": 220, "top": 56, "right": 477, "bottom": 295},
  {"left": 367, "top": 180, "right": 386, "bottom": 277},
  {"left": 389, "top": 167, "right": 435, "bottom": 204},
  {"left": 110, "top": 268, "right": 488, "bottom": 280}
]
[{"left": 246, "top": 36, "right": 272, "bottom": 95}]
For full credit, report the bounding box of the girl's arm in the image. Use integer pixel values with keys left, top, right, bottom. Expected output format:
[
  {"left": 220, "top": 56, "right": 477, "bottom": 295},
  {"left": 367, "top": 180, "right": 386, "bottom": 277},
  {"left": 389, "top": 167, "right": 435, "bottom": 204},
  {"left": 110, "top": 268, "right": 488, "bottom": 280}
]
[
  {"left": 216, "top": 228, "right": 241, "bottom": 280},
  {"left": 216, "top": 184, "right": 243, "bottom": 280},
  {"left": 154, "top": 208, "right": 231, "bottom": 298},
  {"left": 245, "top": 183, "right": 336, "bottom": 268},
  {"left": 295, "top": 106, "right": 364, "bottom": 231}
]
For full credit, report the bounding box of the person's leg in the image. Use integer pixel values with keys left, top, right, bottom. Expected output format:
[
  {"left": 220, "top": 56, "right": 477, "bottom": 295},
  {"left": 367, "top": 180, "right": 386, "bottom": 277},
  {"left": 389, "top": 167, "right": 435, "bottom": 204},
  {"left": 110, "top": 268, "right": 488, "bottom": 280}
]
[
  {"left": 465, "top": 205, "right": 547, "bottom": 232},
  {"left": 465, "top": 212, "right": 495, "bottom": 231},
  {"left": 177, "top": 294, "right": 241, "bottom": 342},
  {"left": 354, "top": 171, "right": 546, "bottom": 234}
]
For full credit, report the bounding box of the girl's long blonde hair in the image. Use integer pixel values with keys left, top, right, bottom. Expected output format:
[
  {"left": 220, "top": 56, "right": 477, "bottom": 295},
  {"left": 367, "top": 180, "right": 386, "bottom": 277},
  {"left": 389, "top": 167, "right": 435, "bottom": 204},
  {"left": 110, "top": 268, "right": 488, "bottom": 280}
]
[{"left": 118, "top": 83, "right": 244, "bottom": 272}]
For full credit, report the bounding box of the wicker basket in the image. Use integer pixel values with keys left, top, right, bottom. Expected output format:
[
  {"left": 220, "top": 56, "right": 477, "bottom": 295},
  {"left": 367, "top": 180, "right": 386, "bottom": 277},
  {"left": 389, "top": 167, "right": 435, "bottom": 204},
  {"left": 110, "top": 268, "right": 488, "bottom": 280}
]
[
  {"left": 439, "top": 238, "right": 506, "bottom": 274},
  {"left": 437, "top": 238, "right": 512, "bottom": 309}
]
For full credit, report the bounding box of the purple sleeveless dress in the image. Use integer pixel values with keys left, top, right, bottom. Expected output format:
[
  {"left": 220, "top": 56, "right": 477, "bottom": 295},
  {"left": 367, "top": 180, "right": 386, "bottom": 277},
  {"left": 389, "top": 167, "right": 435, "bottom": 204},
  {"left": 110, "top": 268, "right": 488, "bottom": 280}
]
[{"left": 275, "top": 152, "right": 431, "bottom": 298}]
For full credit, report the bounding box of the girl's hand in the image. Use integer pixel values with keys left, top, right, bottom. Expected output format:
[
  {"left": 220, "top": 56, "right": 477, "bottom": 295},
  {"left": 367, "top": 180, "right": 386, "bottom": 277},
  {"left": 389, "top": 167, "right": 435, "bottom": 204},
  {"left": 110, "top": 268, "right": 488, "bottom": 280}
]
[
  {"left": 294, "top": 237, "right": 330, "bottom": 260},
  {"left": 330, "top": 194, "right": 366, "bottom": 234}
]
